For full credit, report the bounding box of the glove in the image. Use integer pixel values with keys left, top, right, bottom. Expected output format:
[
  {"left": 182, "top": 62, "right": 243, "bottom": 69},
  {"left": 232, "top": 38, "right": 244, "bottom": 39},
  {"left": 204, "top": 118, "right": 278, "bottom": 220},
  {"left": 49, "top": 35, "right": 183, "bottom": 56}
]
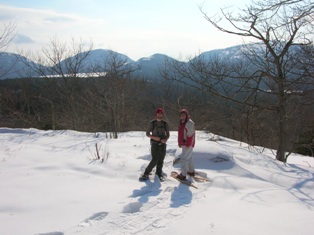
[{"left": 173, "top": 158, "right": 181, "bottom": 166}]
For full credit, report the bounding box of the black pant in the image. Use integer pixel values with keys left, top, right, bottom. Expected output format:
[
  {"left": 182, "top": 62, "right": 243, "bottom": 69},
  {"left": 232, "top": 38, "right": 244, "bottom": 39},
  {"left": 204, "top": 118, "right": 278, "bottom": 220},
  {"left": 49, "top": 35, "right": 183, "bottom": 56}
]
[{"left": 144, "top": 144, "right": 166, "bottom": 176}]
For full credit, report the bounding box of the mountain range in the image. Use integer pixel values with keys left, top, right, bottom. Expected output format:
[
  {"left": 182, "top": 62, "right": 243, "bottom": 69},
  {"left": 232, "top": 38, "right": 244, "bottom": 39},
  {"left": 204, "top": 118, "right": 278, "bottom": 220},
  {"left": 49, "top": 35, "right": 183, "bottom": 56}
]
[{"left": 0, "top": 45, "right": 248, "bottom": 80}]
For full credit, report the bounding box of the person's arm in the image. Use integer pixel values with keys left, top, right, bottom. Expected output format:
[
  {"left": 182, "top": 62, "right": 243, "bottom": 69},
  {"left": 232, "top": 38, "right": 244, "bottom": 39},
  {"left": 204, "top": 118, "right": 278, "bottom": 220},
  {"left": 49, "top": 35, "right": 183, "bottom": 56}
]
[
  {"left": 161, "top": 122, "right": 170, "bottom": 143},
  {"left": 185, "top": 121, "right": 195, "bottom": 147},
  {"left": 146, "top": 121, "right": 152, "bottom": 137},
  {"left": 146, "top": 121, "right": 160, "bottom": 142}
]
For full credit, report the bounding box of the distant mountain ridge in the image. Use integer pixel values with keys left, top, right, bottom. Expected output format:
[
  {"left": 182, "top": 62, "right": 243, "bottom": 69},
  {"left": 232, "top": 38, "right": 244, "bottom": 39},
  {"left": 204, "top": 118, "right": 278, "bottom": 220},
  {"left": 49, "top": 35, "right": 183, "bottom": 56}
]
[
  {"left": 0, "top": 52, "right": 41, "bottom": 79},
  {"left": 0, "top": 44, "right": 256, "bottom": 80}
]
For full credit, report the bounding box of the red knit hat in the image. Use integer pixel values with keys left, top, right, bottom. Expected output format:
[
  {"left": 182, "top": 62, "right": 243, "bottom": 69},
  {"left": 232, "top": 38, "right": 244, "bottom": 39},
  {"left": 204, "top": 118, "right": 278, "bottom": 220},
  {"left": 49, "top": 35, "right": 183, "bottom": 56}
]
[
  {"left": 155, "top": 108, "right": 164, "bottom": 116},
  {"left": 180, "top": 108, "right": 189, "bottom": 116}
]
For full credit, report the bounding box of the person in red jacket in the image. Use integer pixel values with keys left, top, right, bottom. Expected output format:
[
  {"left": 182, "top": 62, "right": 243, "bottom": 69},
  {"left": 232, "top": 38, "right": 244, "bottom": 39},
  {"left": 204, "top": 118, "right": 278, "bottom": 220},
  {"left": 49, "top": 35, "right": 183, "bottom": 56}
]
[{"left": 174, "top": 108, "right": 195, "bottom": 180}]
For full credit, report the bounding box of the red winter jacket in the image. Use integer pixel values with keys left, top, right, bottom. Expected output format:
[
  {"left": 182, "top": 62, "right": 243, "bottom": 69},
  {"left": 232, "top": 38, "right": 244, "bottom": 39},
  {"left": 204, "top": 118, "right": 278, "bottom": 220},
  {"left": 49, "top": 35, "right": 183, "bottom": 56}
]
[{"left": 178, "top": 119, "right": 195, "bottom": 147}]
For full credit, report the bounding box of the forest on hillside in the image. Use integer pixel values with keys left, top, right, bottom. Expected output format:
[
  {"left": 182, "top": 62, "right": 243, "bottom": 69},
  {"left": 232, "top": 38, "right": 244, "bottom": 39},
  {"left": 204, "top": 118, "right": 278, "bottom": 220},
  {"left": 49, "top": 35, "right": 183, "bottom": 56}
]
[{"left": 0, "top": 72, "right": 313, "bottom": 159}]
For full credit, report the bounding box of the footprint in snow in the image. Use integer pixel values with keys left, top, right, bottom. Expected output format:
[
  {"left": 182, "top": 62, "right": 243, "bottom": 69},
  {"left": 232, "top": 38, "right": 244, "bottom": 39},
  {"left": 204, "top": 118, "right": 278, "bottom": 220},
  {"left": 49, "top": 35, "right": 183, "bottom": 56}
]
[
  {"left": 78, "top": 211, "right": 108, "bottom": 227},
  {"left": 122, "top": 202, "right": 143, "bottom": 213}
]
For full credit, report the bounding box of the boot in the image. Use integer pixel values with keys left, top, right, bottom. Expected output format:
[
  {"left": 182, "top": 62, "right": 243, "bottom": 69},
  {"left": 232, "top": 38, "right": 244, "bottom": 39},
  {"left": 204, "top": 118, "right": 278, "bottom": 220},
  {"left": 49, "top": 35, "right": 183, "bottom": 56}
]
[
  {"left": 176, "top": 173, "right": 186, "bottom": 180},
  {"left": 139, "top": 174, "right": 149, "bottom": 181}
]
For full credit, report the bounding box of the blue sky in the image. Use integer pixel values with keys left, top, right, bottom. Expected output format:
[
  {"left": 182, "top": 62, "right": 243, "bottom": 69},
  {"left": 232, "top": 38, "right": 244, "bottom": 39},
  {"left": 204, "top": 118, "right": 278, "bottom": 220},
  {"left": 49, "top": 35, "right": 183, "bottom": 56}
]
[{"left": 0, "top": 0, "right": 250, "bottom": 60}]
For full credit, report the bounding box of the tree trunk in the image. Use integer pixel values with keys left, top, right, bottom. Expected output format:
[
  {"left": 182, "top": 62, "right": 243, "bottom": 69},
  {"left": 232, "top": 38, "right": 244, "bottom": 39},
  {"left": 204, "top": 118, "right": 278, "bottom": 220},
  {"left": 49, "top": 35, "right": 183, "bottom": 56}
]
[
  {"left": 276, "top": 110, "right": 287, "bottom": 162},
  {"left": 276, "top": 78, "right": 287, "bottom": 162}
]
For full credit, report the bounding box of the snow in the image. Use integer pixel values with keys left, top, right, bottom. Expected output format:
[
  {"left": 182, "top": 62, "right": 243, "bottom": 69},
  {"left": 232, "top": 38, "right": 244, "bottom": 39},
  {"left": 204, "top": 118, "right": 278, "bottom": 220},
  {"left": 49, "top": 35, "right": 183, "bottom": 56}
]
[{"left": 0, "top": 128, "right": 313, "bottom": 235}]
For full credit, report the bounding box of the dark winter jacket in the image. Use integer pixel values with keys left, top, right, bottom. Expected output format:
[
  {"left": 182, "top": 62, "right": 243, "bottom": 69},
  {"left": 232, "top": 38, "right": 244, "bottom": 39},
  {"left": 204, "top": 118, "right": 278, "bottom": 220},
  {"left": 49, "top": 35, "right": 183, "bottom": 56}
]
[{"left": 146, "top": 120, "right": 170, "bottom": 145}]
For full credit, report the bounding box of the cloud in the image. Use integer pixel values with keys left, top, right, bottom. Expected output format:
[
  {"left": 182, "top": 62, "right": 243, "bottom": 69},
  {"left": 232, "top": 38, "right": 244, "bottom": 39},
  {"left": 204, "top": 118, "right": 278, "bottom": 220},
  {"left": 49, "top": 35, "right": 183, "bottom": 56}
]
[
  {"left": 12, "top": 34, "right": 35, "bottom": 44},
  {"left": 44, "top": 17, "right": 77, "bottom": 24},
  {"left": 0, "top": 4, "right": 104, "bottom": 53},
  {"left": 0, "top": 4, "right": 103, "bottom": 29}
]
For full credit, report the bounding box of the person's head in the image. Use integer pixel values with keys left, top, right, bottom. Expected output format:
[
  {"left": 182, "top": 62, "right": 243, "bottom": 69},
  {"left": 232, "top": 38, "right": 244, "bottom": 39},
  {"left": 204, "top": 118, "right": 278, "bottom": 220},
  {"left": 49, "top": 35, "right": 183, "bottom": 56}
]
[
  {"left": 155, "top": 108, "right": 164, "bottom": 120},
  {"left": 180, "top": 108, "right": 189, "bottom": 122}
]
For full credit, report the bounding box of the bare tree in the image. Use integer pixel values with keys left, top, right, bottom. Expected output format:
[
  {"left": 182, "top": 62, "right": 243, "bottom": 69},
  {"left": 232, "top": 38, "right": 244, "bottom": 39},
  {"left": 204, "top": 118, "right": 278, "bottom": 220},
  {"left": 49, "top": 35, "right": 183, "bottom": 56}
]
[
  {"left": 20, "top": 37, "right": 93, "bottom": 130},
  {"left": 0, "top": 22, "right": 15, "bottom": 51},
  {"left": 0, "top": 23, "right": 16, "bottom": 79},
  {"left": 201, "top": 0, "right": 314, "bottom": 162},
  {"left": 163, "top": 0, "right": 314, "bottom": 162},
  {"left": 88, "top": 50, "right": 140, "bottom": 138}
]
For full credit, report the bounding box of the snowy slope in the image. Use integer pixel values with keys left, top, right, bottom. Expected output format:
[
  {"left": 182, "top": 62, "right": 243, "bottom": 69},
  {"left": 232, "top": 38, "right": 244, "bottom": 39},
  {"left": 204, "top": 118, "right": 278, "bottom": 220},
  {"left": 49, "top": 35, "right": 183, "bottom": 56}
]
[{"left": 0, "top": 128, "right": 313, "bottom": 235}]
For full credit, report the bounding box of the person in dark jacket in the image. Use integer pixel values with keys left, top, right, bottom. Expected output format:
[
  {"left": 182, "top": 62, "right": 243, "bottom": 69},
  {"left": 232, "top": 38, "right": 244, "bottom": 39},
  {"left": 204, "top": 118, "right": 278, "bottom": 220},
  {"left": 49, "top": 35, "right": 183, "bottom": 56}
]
[
  {"left": 140, "top": 108, "right": 170, "bottom": 181},
  {"left": 173, "top": 108, "right": 195, "bottom": 180}
]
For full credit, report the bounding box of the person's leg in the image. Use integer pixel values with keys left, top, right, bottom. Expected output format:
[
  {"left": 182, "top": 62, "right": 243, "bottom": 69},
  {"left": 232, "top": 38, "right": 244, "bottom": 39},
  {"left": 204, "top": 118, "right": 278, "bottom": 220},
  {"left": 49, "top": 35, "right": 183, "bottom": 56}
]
[
  {"left": 187, "top": 148, "right": 195, "bottom": 173},
  {"left": 144, "top": 144, "right": 158, "bottom": 175},
  {"left": 180, "top": 146, "right": 193, "bottom": 176},
  {"left": 156, "top": 145, "right": 166, "bottom": 176}
]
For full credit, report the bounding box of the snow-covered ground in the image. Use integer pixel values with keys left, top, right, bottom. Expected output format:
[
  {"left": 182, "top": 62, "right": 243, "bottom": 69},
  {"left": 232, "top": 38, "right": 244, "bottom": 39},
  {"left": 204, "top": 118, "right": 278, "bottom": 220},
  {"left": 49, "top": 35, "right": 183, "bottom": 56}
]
[{"left": 0, "top": 128, "right": 313, "bottom": 235}]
